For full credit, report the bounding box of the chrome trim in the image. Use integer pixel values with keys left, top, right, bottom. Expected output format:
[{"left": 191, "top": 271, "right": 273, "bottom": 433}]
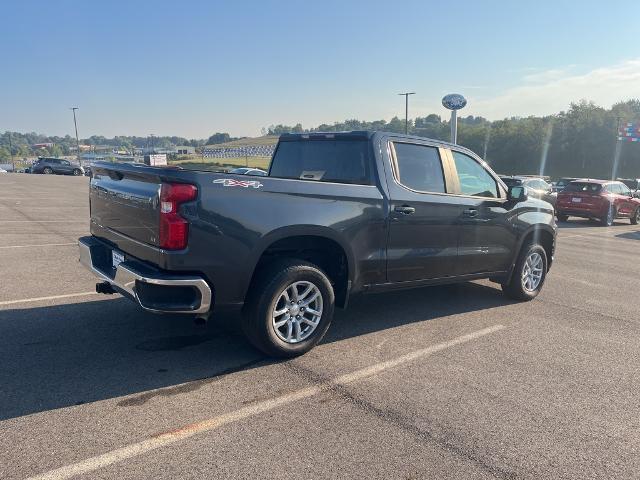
[{"left": 78, "top": 239, "right": 212, "bottom": 315}]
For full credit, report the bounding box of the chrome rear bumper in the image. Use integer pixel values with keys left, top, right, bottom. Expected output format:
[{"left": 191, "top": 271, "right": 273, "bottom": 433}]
[{"left": 78, "top": 237, "right": 212, "bottom": 315}]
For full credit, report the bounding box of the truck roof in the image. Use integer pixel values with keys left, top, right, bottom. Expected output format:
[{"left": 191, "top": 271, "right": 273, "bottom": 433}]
[{"left": 278, "top": 130, "right": 461, "bottom": 149}]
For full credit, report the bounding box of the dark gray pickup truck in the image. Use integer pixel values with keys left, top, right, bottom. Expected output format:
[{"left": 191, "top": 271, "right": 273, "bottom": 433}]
[{"left": 79, "top": 131, "right": 556, "bottom": 356}]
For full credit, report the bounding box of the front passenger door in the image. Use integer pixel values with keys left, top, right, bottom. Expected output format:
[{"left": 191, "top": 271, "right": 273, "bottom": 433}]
[
  {"left": 59, "top": 160, "right": 72, "bottom": 174},
  {"left": 616, "top": 183, "right": 636, "bottom": 216},
  {"left": 449, "top": 150, "right": 518, "bottom": 275}
]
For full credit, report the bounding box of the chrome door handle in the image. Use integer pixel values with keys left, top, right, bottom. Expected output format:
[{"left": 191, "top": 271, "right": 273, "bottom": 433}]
[
  {"left": 462, "top": 209, "right": 478, "bottom": 217},
  {"left": 394, "top": 205, "right": 415, "bottom": 215}
]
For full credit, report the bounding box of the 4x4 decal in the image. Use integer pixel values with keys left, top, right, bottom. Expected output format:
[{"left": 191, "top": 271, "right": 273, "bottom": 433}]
[{"left": 213, "top": 178, "right": 263, "bottom": 189}]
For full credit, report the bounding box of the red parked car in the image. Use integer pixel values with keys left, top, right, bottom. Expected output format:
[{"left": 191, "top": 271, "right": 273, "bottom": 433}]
[{"left": 556, "top": 179, "right": 640, "bottom": 226}]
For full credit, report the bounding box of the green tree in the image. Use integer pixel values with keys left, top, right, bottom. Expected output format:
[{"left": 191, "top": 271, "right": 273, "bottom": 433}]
[
  {"left": 206, "top": 133, "right": 231, "bottom": 144},
  {"left": 0, "top": 146, "right": 10, "bottom": 162}
]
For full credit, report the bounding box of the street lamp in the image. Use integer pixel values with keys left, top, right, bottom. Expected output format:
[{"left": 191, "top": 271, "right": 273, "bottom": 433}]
[
  {"left": 398, "top": 92, "right": 416, "bottom": 135},
  {"left": 7, "top": 132, "right": 14, "bottom": 171},
  {"left": 441, "top": 94, "right": 467, "bottom": 144},
  {"left": 70, "top": 107, "right": 80, "bottom": 161}
]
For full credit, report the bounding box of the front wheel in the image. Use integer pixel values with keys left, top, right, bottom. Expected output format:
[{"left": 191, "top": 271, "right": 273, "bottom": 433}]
[
  {"left": 242, "top": 259, "right": 335, "bottom": 357},
  {"left": 631, "top": 208, "right": 640, "bottom": 225},
  {"left": 43, "top": 167, "right": 53, "bottom": 174},
  {"left": 502, "top": 242, "right": 548, "bottom": 301},
  {"left": 556, "top": 214, "right": 569, "bottom": 222},
  {"left": 72, "top": 168, "right": 82, "bottom": 176}
]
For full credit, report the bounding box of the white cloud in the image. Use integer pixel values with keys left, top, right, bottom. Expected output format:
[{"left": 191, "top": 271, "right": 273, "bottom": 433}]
[{"left": 467, "top": 59, "right": 640, "bottom": 119}]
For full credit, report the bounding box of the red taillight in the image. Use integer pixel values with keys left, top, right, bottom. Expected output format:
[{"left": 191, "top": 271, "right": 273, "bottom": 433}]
[{"left": 159, "top": 183, "right": 197, "bottom": 250}]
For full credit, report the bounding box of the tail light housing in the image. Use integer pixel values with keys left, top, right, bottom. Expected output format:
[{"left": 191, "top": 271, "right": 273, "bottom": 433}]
[{"left": 159, "top": 183, "right": 197, "bottom": 250}]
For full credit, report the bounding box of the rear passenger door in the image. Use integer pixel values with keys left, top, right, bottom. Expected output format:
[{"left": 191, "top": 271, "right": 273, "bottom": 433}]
[
  {"left": 384, "top": 140, "right": 463, "bottom": 282},
  {"left": 49, "top": 159, "right": 62, "bottom": 174},
  {"left": 447, "top": 150, "right": 518, "bottom": 275}
]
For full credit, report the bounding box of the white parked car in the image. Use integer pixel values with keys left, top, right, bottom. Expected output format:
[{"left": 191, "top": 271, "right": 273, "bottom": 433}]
[{"left": 229, "top": 167, "right": 267, "bottom": 176}]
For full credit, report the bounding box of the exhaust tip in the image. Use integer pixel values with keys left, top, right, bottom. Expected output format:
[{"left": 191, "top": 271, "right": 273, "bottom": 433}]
[{"left": 96, "top": 281, "right": 115, "bottom": 295}]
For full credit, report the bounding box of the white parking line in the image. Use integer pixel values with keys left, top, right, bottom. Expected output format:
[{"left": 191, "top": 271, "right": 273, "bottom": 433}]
[
  {"left": 27, "top": 324, "right": 506, "bottom": 480},
  {"left": 0, "top": 220, "right": 86, "bottom": 223},
  {"left": 0, "top": 243, "right": 76, "bottom": 249},
  {"left": 0, "top": 292, "right": 97, "bottom": 307}
]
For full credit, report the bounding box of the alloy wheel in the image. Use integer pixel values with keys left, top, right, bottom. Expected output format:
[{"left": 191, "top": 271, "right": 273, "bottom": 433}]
[
  {"left": 521, "top": 252, "right": 543, "bottom": 292},
  {"left": 271, "top": 281, "right": 323, "bottom": 344}
]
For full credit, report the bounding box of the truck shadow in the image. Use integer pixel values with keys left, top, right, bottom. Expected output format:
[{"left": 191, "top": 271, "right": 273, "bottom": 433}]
[
  {"left": 615, "top": 231, "right": 640, "bottom": 241},
  {"left": 0, "top": 282, "right": 512, "bottom": 420}
]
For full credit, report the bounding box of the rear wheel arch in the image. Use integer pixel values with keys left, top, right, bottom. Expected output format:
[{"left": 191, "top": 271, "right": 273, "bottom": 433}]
[{"left": 245, "top": 230, "right": 355, "bottom": 308}]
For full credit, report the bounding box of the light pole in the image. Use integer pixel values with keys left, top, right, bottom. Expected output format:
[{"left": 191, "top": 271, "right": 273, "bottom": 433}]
[
  {"left": 398, "top": 92, "right": 415, "bottom": 135},
  {"left": 7, "top": 132, "right": 14, "bottom": 171},
  {"left": 70, "top": 107, "right": 80, "bottom": 161},
  {"left": 441, "top": 94, "right": 467, "bottom": 144}
]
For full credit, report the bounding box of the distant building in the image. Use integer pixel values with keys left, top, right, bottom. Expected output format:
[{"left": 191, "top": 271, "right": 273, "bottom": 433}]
[{"left": 175, "top": 146, "right": 195, "bottom": 155}]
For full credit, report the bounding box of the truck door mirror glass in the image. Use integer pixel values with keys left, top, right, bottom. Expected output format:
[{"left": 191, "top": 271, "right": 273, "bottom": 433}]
[{"left": 508, "top": 185, "right": 527, "bottom": 202}]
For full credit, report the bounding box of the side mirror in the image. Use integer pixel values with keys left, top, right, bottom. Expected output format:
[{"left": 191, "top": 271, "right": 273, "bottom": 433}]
[{"left": 508, "top": 185, "right": 528, "bottom": 202}]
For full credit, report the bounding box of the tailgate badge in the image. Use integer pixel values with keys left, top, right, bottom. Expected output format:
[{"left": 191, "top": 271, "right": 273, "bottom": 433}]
[{"left": 214, "top": 179, "right": 263, "bottom": 189}]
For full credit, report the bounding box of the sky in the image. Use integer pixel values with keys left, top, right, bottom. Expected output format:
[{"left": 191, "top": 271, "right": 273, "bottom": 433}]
[{"left": 1, "top": 0, "right": 639, "bottom": 139}]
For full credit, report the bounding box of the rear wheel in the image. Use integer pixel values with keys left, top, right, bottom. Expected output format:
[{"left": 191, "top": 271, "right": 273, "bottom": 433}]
[
  {"left": 631, "top": 208, "right": 640, "bottom": 225},
  {"left": 502, "top": 242, "right": 548, "bottom": 301},
  {"left": 556, "top": 214, "right": 569, "bottom": 222},
  {"left": 43, "top": 167, "right": 53, "bottom": 174},
  {"left": 601, "top": 205, "right": 615, "bottom": 226},
  {"left": 242, "top": 259, "right": 335, "bottom": 357}
]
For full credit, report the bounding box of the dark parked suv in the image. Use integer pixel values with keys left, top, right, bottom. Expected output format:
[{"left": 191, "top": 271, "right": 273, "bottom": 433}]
[
  {"left": 79, "top": 131, "right": 556, "bottom": 357},
  {"left": 31, "top": 157, "right": 85, "bottom": 176}
]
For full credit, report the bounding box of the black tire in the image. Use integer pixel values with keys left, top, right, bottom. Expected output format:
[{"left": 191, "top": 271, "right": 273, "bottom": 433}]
[
  {"left": 600, "top": 204, "right": 615, "bottom": 226},
  {"left": 501, "top": 242, "right": 548, "bottom": 301},
  {"left": 72, "top": 168, "right": 82, "bottom": 176},
  {"left": 556, "top": 214, "right": 569, "bottom": 222},
  {"left": 631, "top": 208, "right": 640, "bottom": 225},
  {"left": 43, "top": 167, "right": 53, "bottom": 174},
  {"left": 242, "top": 259, "right": 335, "bottom": 358}
]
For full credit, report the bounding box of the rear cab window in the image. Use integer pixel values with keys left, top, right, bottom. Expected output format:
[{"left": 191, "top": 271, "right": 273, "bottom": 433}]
[{"left": 269, "top": 138, "right": 373, "bottom": 185}]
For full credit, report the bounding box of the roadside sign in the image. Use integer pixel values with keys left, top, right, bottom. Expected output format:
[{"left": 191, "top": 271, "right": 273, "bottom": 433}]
[
  {"left": 144, "top": 154, "right": 167, "bottom": 166},
  {"left": 618, "top": 123, "right": 640, "bottom": 142}
]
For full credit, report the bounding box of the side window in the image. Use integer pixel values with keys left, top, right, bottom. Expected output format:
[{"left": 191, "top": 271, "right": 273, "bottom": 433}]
[
  {"left": 451, "top": 151, "right": 498, "bottom": 198},
  {"left": 61, "top": 160, "right": 70, "bottom": 166},
  {"left": 619, "top": 184, "right": 632, "bottom": 196},
  {"left": 607, "top": 184, "right": 620, "bottom": 194},
  {"left": 391, "top": 142, "right": 446, "bottom": 193}
]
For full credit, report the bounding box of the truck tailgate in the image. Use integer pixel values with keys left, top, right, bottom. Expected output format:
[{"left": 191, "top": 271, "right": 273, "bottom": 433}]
[{"left": 90, "top": 167, "right": 161, "bottom": 246}]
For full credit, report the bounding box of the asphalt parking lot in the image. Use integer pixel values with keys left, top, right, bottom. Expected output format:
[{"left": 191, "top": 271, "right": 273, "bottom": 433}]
[{"left": 1, "top": 174, "right": 639, "bottom": 480}]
